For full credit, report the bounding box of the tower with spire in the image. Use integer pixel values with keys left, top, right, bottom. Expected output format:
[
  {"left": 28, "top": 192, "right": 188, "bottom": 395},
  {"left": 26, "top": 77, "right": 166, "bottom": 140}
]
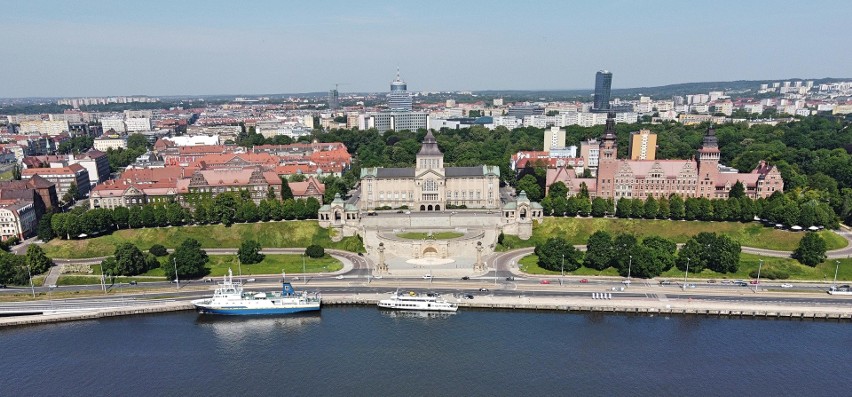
[
  {"left": 596, "top": 112, "right": 619, "bottom": 199},
  {"left": 416, "top": 130, "right": 444, "bottom": 171},
  {"left": 387, "top": 68, "right": 412, "bottom": 111},
  {"left": 697, "top": 124, "right": 721, "bottom": 197}
]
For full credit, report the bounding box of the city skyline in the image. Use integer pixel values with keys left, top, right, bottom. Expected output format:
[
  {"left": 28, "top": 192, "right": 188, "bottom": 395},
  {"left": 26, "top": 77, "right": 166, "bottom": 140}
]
[{"left": 2, "top": 0, "right": 851, "bottom": 98}]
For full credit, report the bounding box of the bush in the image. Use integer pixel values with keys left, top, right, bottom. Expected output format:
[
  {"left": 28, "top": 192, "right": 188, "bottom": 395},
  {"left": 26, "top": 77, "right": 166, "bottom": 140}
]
[
  {"left": 305, "top": 244, "right": 325, "bottom": 258},
  {"left": 149, "top": 244, "right": 168, "bottom": 257}
]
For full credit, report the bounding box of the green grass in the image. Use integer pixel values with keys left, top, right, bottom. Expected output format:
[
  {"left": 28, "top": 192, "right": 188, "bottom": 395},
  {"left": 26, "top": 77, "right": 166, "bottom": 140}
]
[
  {"left": 518, "top": 252, "right": 852, "bottom": 282},
  {"left": 0, "top": 169, "right": 13, "bottom": 181},
  {"left": 56, "top": 254, "right": 342, "bottom": 285},
  {"left": 396, "top": 232, "right": 464, "bottom": 240},
  {"left": 498, "top": 218, "right": 847, "bottom": 252},
  {"left": 41, "top": 221, "right": 364, "bottom": 258},
  {"left": 204, "top": 254, "right": 342, "bottom": 277}
]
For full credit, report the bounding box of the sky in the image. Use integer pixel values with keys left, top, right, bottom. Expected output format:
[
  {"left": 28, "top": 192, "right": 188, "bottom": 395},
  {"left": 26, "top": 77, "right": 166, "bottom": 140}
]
[{"left": 2, "top": 0, "right": 850, "bottom": 98}]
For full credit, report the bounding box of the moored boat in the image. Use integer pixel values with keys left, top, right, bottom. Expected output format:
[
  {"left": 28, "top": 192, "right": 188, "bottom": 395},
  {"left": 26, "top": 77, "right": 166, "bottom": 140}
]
[
  {"left": 192, "top": 269, "right": 321, "bottom": 315},
  {"left": 377, "top": 290, "right": 458, "bottom": 312}
]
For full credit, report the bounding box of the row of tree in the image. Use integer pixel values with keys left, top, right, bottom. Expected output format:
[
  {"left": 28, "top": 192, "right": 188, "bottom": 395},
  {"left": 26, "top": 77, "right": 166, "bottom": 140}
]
[
  {"left": 535, "top": 231, "right": 742, "bottom": 279},
  {"left": 537, "top": 182, "right": 838, "bottom": 228},
  {"left": 40, "top": 192, "right": 322, "bottom": 241}
]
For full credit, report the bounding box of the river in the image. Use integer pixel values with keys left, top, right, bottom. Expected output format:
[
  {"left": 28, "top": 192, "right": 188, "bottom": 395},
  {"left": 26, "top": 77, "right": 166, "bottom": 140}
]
[{"left": 2, "top": 307, "right": 850, "bottom": 396}]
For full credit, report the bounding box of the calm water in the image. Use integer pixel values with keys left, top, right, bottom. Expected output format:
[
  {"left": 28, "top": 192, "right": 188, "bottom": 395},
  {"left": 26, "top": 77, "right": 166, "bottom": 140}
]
[{"left": 2, "top": 307, "right": 851, "bottom": 396}]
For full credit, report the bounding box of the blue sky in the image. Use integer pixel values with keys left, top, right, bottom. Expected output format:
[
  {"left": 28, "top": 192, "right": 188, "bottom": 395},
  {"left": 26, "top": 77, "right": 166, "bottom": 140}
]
[{"left": 2, "top": 0, "right": 849, "bottom": 97}]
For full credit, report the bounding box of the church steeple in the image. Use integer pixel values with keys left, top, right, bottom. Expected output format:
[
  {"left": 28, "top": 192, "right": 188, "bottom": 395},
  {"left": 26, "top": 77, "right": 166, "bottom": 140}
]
[
  {"left": 602, "top": 112, "right": 618, "bottom": 142},
  {"left": 698, "top": 124, "right": 720, "bottom": 159}
]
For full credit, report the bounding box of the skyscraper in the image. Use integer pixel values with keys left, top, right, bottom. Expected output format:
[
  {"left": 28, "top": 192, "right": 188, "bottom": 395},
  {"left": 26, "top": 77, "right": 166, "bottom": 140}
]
[
  {"left": 327, "top": 88, "right": 339, "bottom": 110},
  {"left": 387, "top": 69, "right": 412, "bottom": 111},
  {"left": 593, "top": 70, "right": 613, "bottom": 111}
]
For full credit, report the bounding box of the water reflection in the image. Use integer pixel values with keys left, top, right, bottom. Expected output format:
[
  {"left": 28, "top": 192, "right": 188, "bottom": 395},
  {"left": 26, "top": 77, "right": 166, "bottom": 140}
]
[
  {"left": 195, "top": 313, "right": 322, "bottom": 342},
  {"left": 379, "top": 309, "right": 457, "bottom": 321}
]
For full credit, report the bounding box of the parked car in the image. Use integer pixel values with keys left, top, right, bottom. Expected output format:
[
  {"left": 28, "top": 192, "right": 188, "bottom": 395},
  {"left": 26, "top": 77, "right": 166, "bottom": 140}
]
[
  {"left": 780, "top": 283, "right": 794, "bottom": 288},
  {"left": 707, "top": 279, "right": 716, "bottom": 283},
  {"left": 734, "top": 281, "right": 748, "bottom": 286},
  {"left": 423, "top": 275, "right": 433, "bottom": 279},
  {"left": 334, "top": 275, "right": 344, "bottom": 280},
  {"left": 750, "top": 280, "right": 760, "bottom": 285},
  {"left": 621, "top": 279, "right": 632, "bottom": 285},
  {"left": 540, "top": 279, "right": 550, "bottom": 284},
  {"left": 479, "top": 288, "right": 489, "bottom": 292},
  {"left": 659, "top": 280, "right": 673, "bottom": 285},
  {"left": 128, "top": 280, "right": 138, "bottom": 285},
  {"left": 505, "top": 276, "right": 515, "bottom": 281},
  {"left": 373, "top": 275, "right": 382, "bottom": 279},
  {"left": 246, "top": 278, "right": 256, "bottom": 282},
  {"left": 579, "top": 279, "right": 589, "bottom": 283},
  {"left": 0, "top": 284, "right": 6, "bottom": 288},
  {"left": 463, "top": 294, "right": 474, "bottom": 299},
  {"left": 461, "top": 276, "right": 470, "bottom": 280}
]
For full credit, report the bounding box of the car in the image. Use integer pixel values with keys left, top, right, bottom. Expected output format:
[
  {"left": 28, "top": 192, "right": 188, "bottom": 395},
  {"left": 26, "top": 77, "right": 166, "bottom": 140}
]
[
  {"left": 334, "top": 275, "right": 345, "bottom": 279},
  {"left": 357, "top": 252, "right": 363, "bottom": 256},
  {"left": 48, "top": 284, "right": 57, "bottom": 288},
  {"left": 780, "top": 283, "right": 794, "bottom": 288},
  {"left": 659, "top": 280, "right": 672, "bottom": 285},
  {"left": 750, "top": 280, "right": 760, "bottom": 285},
  {"left": 734, "top": 281, "right": 748, "bottom": 286},
  {"left": 461, "top": 276, "right": 470, "bottom": 280},
  {"left": 204, "top": 278, "right": 213, "bottom": 283},
  {"left": 0, "top": 284, "right": 6, "bottom": 288},
  {"left": 579, "top": 279, "right": 588, "bottom": 283},
  {"left": 396, "top": 210, "right": 404, "bottom": 213},
  {"left": 423, "top": 275, "right": 433, "bottom": 279},
  {"left": 373, "top": 275, "right": 382, "bottom": 279},
  {"left": 128, "top": 281, "right": 138, "bottom": 285},
  {"left": 463, "top": 294, "right": 474, "bottom": 299},
  {"left": 540, "top": 279, "right": 550, "bottom": 284},
  {"left": 720, "top": 280, "right": 731, "bottom": 284},
  {"left": 404, "top": 211, "right": 411, "bottom": 214},
  {"left": 171, "top": 279, "right": 178, "bottom": 283},
  {"left": 246, "top": 278, "right": 256, "bottom": 282},
  {"left": 505, "top": 276, "right": 515, "bottom": 281},
  {"left": 479, "top": 288, "right": 489, "bottom": 292},
  {"left": 621, "top": 279, "right": 631, "bottom": 285},
  {"left": 707, "top": 279, "right": 716, "bottom": 283}
]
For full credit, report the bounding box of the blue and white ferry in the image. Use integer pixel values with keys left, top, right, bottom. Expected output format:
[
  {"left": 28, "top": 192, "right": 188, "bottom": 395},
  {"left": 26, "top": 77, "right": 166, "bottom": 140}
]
[{"left": 192, "top": 269, "right": 321, "bottom": 315}]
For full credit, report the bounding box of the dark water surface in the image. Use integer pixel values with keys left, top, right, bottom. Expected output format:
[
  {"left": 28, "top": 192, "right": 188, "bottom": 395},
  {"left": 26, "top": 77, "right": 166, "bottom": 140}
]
[{"left": 2, "top": 307, "right": 851, "bottom": 396}]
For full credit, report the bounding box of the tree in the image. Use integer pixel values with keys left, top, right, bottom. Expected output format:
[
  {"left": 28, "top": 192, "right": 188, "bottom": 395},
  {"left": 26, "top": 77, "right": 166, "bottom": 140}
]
[
  {"left": 615, "top": 198, "right": 632, "bottom": 218},
  {"left": 676, "top": 232, "right": 741, "bottom": 274},
  {"left": 517, "top": 175, "right": 542, "bottom": 202},
  {"left": 591, "top": 197, "right": 608, "bottom": 217},
  {"left": 729, "top": 181, "right": 746, "bottom": 199},
  {"left": 166, "top": 239, "right": 209, "bottom": 280},
  {"left": 37, "top": 212, "right": 55, "bottom": 242},
  {"left": 534, "top": 237, "right": 580, "bottom": 272},
  {"left": 105, "top": 243, "right": 148, "bottom": 276},
  {"left": 238, "top": 239, "right": 264, "bottom": 264},
  {"left": 641, "top": 236, "right": 677, "bottom": 272},
  {"left": 25, "top": 245, "right": 53, "bottom": 275},
  {"left": 584, "top": 231, "right": 614, "bottom": 271},
  {"left": 62, "top": 182, "right": 79, "bottom": 204},
  {"left": 612, "top": 233, "right": 638, "bottom": 270},
  {"left": 547, "top": 182, "right": 568, "bottom": 199},
  {"left": 792, "top": 232, "right": 827, "bottom": 267},
  {"left": 112, "top": 206, "right": 129, "bottom": 229},
  {"left": 669, "top": 195, "right": 685, "bottom": 220},
  {"left": 149, "top": 244, "right": 168, "bottom": 257},
  {"left": 305, "top": 244, "right": 325, "bottom": 258},
  {"left": 126, "top": 133, "right": 149, "bottom": 150},
  {"left": 643, "top": 196, "right": 659, "bottom": 219}
]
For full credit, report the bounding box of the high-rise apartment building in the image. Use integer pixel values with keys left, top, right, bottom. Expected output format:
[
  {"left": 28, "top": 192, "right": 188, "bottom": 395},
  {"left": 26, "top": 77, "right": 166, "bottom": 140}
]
[
  {"left": 388, "top": 69, "right": 412, "bottom": 111},
  {"left": 543, "top": 126, "right": 566, "bottom": 152},
  {"left": 628, "top": 129, "right": 657, "bottom": 160},
  {"left": 593, "top": 70, "right": 613, "bottom": 111},
  {"left": 328, "top": 89, "right": 340, "bottom": 110}
]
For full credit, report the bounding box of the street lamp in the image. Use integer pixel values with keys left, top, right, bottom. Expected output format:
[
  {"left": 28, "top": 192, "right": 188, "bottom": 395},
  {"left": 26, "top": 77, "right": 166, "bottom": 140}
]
[
  {"left": 627, "top": 255, "right": 632, "bottom": 288},
  {"left": 754, "top": 258, "right": 763, "bottom": 293},
  {"left": 832, "top": 260, "right": 840, "bottom": 290},
  {"left": 683, "top": 258, "right": 690, "bottom": 290},
  {"left": 303, "top": 254, "right": 307, "bottom": 284},
  {"left": 173, "top": 257, "right": 179, "bottom": 290},
  {"left": 561, "top": 254, "right": 564, "bottom": 286},
  {"left": 26, "top": 265, "right": 35, "bottom": 298}
]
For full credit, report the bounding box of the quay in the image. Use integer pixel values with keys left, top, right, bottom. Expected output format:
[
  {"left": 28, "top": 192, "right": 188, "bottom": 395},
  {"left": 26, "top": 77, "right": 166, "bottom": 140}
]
[{"left": 2, "top": 292, "right": 850, "bottom": 327}]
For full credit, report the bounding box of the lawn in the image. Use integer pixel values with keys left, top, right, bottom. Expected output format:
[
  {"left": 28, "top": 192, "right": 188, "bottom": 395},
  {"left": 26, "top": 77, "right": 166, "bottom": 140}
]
[
  {"left": 498, "top": 217, "right": 846, "bottom": 252},
  {"left": 57, "top": 254, "right": 342, "bottom": 285},
  {"left": 41, "top": 221, "right": 364, "bottom": 258},
  {"left": 518, "top": 253, "right": 852, "bottom": 282},
  {"left": 396, "top": 231, "right": 464, "bottom": 240}
]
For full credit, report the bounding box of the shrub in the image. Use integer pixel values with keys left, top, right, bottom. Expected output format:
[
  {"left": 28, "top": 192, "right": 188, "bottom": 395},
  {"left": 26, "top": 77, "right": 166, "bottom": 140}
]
[
  {"left": 149, "top": 244, "right": 168, "bottom": 257},
  {"left": 305, "top": 244, "right": 325, "bottom": 258}
]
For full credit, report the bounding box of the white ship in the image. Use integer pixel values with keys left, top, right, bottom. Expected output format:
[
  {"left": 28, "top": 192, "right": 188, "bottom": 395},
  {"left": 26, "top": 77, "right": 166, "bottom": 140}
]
[
  {"left": 192, "top": 269, "right": 321, "bottom": 315},
  {"left": 377, "top": 290, "right": 458, "bottom": 312}
]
